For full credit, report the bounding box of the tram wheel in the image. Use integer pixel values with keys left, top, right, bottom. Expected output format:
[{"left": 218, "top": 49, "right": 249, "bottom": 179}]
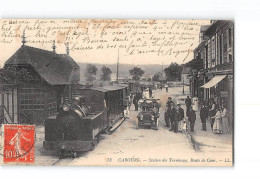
[{"left": 72, "top": 151, "right": 78, "bottom": 158}]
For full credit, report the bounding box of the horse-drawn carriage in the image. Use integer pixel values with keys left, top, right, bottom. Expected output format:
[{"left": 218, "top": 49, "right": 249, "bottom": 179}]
[{"left": 137, "top": 98, "right": 161, "bottom": 130}]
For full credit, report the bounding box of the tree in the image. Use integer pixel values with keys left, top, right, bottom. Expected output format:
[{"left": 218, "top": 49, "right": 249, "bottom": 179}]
[
  {"left": 129, "top": 67, "right": 144, "bottom": 81},
  {"left": 164, "top": 62, "right": 183, "bottom": 81},
  {"left": 152, "top": 72, "right": 162, "bottom": 81},
  {"left": 100, "top": 66, "right": 112, "bottom": 81},
  {"left": 0, "top": 66, "right": 32, "bottom": 91},
  {"left": 85, "top": 64, "right": 98, "bottom": 81}
]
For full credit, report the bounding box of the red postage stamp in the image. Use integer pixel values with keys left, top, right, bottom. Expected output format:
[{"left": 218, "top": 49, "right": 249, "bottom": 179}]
[{"left": 3, "top": 125, "right": 35, "bottom": 164}]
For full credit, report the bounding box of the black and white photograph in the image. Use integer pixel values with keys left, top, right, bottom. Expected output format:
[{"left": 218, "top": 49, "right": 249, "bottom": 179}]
[{"left": 0, "top": 19, "right": 233, "bottom": 166}]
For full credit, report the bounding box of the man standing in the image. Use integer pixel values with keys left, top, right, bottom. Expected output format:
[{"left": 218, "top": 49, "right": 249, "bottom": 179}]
[
  {"left": 165, "top": 84, "right": 168, "bottom": 92},
  {"left": 176, "top": 104, "right": 185, "bottom": 132},
  {"left": 164, "top": 97, "right": 173, "bottom": 127},
  {"left": 200, "top": 103, "right": 208, "bottom": 131},
  {"left": 187, "top": 106, "right": 196, "bottom": 132},
  {"left": 168, "top": 103, "right": 176, "bottom": 131},
  {"left": 149, "top": 86, "right": 152, "bottom": 98},
  {"left": 185, "top": 96, "right": 192, "bottom": 112},
  {"left": 133, "top": 93, "right": 139, "bottom": 111}
]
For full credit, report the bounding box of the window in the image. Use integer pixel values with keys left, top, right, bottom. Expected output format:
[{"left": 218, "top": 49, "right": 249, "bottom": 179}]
[
  {"left": 207, "top": 40, "right": 211, "bottom": 68},
  {"left": 228, "top": 28, "right": 233, "bottom": 62},
  {"left": 211, "top": 36, "right": 216, "bottom": 67},
  {"left": 219, "top": 35, "right": 223, "bottom": 65},
  {"left": 20, "top": 87, "right": 45, "bottom": 110},
  {"left": 19, "top": 87, "right": 56, "bottom": 112},
  {"left": 205, "top": 45, "right": 208, "bottom": 69}
]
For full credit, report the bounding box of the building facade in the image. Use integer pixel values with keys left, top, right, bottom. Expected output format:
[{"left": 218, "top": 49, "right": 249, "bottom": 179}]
[
  {"left": 192, "top": 20, "right": 234, "bottom": 131},
  {"left": 1, "top": 45, "right": 80, "bottom": 124}
]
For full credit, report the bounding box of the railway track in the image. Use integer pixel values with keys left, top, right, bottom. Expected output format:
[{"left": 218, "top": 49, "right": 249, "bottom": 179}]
[{"left": 51, "top": 117, "right": 126, "bottom": 166}]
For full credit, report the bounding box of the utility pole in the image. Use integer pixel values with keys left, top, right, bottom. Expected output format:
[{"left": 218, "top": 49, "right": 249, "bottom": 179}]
[
  {"left": 161, "top": 60, "right": 163, "bottom": 89},
  {"left": 116, "top": 48, "right": 119, "bottom": 84},
  {"left": 182, "top": 77, "right": 185, "bottom": 94}
]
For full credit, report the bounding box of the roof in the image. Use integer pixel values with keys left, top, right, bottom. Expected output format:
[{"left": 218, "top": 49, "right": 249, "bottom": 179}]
[
  {"left": 181, "top": 67, "right": 191, "bottom": 74},
  {"left": 4, "top": 45, "right": 80, "bottom": 85},
  {"left": 200, "top": 25, "right": 210, "bottom": 32},
  {"left": 102, "top": 84, "right": 127, "bottom": 91}
]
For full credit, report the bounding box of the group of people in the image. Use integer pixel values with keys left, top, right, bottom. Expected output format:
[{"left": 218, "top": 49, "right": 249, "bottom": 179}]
[
  {"left": 164, "top": 97, "right": 189, "bottom": 133},
  {"left": 185, "top": 96, "right": 230, "bottom": 134},
  {"left": 132, "top": 87, "right": 153, "bottom": 111},
  {"left": 200, "top": 98, "right": 230, "bottom": 134}
]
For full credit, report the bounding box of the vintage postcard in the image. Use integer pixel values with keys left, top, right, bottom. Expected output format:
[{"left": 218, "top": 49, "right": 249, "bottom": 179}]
[{"left": 0, "top": 19, "right": 234, "bottom": 166}]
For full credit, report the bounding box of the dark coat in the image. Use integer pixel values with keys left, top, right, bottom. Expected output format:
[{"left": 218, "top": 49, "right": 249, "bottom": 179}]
[
  {"left": 187, "top": 110, "right": 196, "bottom": 122},
  {"left": 133, "top": 96, "right": 138, "bottom": 105},
  {"left": 200, "top": 106, "right": 208, "bottom": 119},
  {"left": 185, "top": 98, "right": 192, "bottom": 107},
  {"left": 176, "top": 108, "right": 184, "bottom": 121},
  {"left": 166, "top": 100, "right": 173, "bottom": 111},
  {"left": 168, "top": 107, "right": 176, "bottom": 122}
]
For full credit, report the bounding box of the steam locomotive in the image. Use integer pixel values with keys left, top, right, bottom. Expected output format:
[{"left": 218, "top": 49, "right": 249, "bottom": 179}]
[{"left": 43, "top": 84, "right": 128, "bottom": 157}]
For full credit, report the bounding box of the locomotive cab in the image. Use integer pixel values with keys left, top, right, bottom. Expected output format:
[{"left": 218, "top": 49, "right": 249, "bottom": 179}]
[{"left": 43, "top": 94, "right": 109, "bottom": 157}]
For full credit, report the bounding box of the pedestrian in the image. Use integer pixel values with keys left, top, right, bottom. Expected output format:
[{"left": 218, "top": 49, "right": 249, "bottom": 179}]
[
  {"left": 164, "top": 97, "right": 173, "bottom": 127},
  {"left": 200, "top": 103, "right": 208, "bottom": 131},
  {"left": 192, "top": 96, "right": 199, "bottom": 112},
  {"left": 124, "top": 98, "right": 130, "bottom": 119},
  {"left": 221, "top": 105, "right": 230, "bottom": 133},
  {"left": 168, "top": 103, "right": 176, "bottom": 131},
  {"left": 187, "top": 106, "right": 196, "bottom": 132},
  {"left": 149, "top": 86, "right": 152, "bottom": 98},
  {"left": 142, "top": 88, "right": 149, "bottom": 99},
  {"left": 165, "top": 84, "right": 168, "bottom": 92},
  {"left": 209, "top": 99, "right": 217, "bottom": 130},
  {"left": 185, "top": 96, "right": 192, "bottom": 113},
  {"left": 133, "top": 94, "right": 139, "bottom": 111},
  {"left": 176, "top": 104, "right": 184, "bottom": 133},
  {"left": 212, "top": 108, "right": 223, "bottom": 134}
]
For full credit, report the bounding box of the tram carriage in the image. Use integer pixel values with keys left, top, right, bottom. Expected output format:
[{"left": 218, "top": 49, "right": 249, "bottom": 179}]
[{"left": 43, "top": 84, "right": 128, "bottom": 157}]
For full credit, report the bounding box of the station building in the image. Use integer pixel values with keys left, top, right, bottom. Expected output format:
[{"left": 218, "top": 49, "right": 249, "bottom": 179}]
[{"left": 1, "top": 40, "right": 80, "bottom": 124}]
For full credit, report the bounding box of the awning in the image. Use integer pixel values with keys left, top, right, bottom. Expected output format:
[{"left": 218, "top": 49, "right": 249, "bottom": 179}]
[{"left": 201, "top": 75, "right": 226, "bottom": 88}]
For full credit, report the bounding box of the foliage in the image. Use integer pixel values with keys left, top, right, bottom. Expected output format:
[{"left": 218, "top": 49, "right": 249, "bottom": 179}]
[
  {"left": 100, "top": 66, "right": 112, "bottom": 81},
  {"left": 152, "top": 72, "right": 162, "bottom": 81},
  {"left": 85, "top": 64, "right": 98, "bottom": 81},
  {"left": 0, "top": 66, "right": 32, "bottom": 91},
  {"left": 129, "top": 67, "right": 145, "bottom": 81},
  {"left": 164, "top": 62, "right": 183, "bottom": 81}
]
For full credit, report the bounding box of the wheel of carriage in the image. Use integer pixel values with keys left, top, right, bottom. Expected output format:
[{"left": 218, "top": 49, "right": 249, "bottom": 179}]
[
  {"left": 59, "top": 149, "right": 65, "bottom": 158},
  {"left": 90, "top": 138, "right": 97, "bottom": 151},
  {"left": 154, "top": 118, "right": 159, "bottom": 130},
  {"left": 72, "top": 151, "right": 78, "bottom": 158}
]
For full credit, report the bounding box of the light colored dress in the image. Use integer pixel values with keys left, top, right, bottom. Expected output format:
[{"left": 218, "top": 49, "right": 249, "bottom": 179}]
[
  {"left": 221, "top": 108, "right": 230, "bottom": 133},
  {"left": 213, "top": 111, "right": 223, "bottom": 134},
  {"left": 192, "top": 97, "right": 199, "bottom": 111}
]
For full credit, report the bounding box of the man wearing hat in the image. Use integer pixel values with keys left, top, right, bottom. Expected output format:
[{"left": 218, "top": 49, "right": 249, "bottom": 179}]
[
  {"left": 164, "top": 97, "right": 173, "bottom": 127},
  {"left": 176, "top": 103, "right": 185, "bottom": 132},
  {"left": 168, "top": 102, "right": 176, "bottom": 131}
]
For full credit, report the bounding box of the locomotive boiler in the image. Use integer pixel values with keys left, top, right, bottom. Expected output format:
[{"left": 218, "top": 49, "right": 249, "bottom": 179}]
[{"left": 43, "top": 84, "right": 128, "bottom": 157}]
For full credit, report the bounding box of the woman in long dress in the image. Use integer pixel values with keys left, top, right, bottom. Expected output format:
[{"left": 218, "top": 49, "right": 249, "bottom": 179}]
[
  {"left": 192, "top": 96, "right": 199, "bottom": 112},
  {"left": 213, "top": 108, "right": 223, "bottom": 134},
  {"left": 221, "top": 105, "right": 230, "bottom": 133}
]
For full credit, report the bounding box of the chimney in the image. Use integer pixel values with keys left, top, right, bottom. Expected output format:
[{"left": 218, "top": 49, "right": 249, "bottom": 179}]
[
  {"left": 52, "top": 40, "right": 56, "bottom": 53},
  {"left": 22, "top": 30, "right": 26, "bottom": 45}
]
